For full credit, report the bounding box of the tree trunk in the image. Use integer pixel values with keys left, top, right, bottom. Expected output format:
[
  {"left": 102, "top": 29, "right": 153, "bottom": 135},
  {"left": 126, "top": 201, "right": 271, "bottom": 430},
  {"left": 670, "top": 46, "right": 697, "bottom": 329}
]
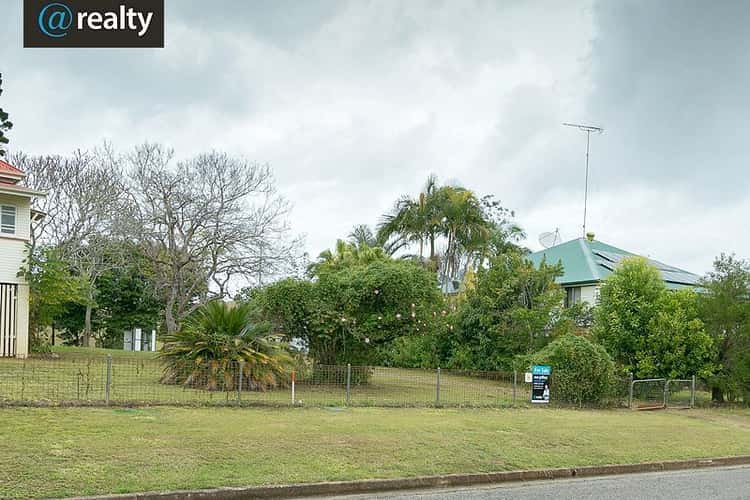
[
  {"left": 84, "top": 303, "right": 93, "bottom": 348},
  {"left": 165, "top": 292, "right": 179, "bottom": 335}
]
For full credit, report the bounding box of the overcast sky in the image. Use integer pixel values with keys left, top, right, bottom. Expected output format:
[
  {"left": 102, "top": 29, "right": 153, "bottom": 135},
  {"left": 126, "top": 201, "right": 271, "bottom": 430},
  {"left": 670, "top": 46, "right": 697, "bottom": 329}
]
[{"left": 2, "top": 0, "right": 748, "bottom": 274}]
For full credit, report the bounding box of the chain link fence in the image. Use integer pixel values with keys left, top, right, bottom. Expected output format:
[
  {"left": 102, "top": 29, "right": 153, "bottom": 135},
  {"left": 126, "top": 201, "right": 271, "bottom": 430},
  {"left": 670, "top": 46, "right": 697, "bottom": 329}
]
[{"left": 0, "top": 354, "right": 707, "bottom": 409}]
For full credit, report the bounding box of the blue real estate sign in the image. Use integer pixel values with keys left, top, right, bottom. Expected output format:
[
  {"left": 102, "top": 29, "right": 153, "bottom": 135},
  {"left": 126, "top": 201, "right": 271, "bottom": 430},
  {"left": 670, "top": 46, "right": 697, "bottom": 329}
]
[{"left": 531, "top": 365, "right": 551, "bottom": 404}]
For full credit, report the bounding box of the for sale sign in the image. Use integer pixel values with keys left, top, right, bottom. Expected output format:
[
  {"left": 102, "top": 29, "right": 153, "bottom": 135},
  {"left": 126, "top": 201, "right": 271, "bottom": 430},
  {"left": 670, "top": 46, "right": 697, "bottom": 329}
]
[{"left": 531, "top": 365, "right": 551, "bottom": 404}]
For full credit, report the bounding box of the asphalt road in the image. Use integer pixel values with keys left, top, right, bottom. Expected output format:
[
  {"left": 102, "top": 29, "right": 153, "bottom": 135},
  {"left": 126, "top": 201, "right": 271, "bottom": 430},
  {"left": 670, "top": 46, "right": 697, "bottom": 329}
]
[{"left": 313, "top": 465, "right": 750, "bottom": 499}]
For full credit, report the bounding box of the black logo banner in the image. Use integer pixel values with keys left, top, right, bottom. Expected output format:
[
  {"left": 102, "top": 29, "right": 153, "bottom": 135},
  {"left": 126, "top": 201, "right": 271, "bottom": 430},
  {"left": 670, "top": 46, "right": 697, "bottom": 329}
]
[{"left": 24, "top": 0, "right": 164, "bottom": 48}]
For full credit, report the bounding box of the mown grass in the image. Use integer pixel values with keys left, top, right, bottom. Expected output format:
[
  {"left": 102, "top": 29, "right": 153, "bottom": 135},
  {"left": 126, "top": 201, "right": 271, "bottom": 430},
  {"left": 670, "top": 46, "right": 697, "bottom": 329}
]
[
  {"left": 51, "top": 345, "right": 158, "bottom": 360},
  {"left": 1, "top": 406, "right": 749, "bottom": 498}
]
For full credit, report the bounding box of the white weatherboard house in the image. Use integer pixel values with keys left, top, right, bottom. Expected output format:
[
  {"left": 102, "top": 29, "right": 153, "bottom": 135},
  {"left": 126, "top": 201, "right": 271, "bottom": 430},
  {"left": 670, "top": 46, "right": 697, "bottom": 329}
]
[
  {"left": 0, "top": 159, "right": 45, "bottom": 358},
  {"left": 527, "top": 235, "right": 701, "bottom": 307}
]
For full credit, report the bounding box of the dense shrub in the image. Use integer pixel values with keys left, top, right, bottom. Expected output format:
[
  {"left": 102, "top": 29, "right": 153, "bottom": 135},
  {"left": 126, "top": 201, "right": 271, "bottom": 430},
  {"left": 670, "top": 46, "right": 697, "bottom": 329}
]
[
  {"left": 526, "top": 334, "right": 615, "bottom": 405},
  {"left": 380, "top": 334, "right": 441, "bottom": 369}
]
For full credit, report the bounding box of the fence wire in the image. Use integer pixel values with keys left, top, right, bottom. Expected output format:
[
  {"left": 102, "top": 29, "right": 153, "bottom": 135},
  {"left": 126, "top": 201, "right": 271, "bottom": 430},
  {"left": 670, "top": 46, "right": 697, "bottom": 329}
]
[{"left": 0, "top": 354, "right": 639, "bottom": 408}]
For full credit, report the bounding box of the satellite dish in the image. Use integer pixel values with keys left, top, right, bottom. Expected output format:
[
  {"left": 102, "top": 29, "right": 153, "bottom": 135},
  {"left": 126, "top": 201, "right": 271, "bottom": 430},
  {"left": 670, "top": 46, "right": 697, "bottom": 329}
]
[{"left": 538, "top": 228, "right": 561, "bottom": 249}]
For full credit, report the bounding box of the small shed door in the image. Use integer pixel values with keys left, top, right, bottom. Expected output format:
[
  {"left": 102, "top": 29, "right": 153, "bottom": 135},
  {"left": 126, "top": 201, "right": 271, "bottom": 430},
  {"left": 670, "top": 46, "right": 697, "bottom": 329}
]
[{"left": 0, "top": 284, "right": 17, "bottom": 357}]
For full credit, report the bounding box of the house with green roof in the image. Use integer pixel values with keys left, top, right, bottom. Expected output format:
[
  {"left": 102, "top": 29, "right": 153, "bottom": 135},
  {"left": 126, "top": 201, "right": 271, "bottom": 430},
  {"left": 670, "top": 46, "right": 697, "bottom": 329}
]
[{"left": 527, "top": 235, "right": 701, "bottom": 307}]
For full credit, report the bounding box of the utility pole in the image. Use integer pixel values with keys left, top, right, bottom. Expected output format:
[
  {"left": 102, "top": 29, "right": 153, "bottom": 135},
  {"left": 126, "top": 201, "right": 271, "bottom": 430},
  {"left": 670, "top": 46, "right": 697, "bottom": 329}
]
[{"left": 563, "top": 123, "right": 603, "bottom": 237}]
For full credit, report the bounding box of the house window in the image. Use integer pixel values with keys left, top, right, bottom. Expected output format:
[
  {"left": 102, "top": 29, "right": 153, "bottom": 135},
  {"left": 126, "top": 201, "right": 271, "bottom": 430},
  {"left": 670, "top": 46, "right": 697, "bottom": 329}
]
[
  {"left": 1, "top": 205, "right": 16, "bottom": 235},
  {"left": 565, "top": 286, "right": 581, "bottom": 307}
]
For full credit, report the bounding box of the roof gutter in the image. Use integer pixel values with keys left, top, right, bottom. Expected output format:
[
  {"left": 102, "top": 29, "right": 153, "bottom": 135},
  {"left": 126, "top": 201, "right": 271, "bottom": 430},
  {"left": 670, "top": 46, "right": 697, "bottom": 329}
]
[{"left": 0, "top": 186, "right": 47, "bottom": 198}]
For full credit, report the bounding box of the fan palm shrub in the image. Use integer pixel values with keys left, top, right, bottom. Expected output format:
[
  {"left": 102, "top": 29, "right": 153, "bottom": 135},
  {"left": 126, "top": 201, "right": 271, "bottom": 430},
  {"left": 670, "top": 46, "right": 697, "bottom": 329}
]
[{"left": 159, "top": 300, "right": 293, "bottom": 391}]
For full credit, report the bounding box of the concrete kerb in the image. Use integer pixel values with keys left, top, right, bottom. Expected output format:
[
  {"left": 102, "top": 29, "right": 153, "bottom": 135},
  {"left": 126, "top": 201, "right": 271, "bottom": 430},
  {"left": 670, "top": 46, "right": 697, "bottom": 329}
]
[{"left": 73, "top": 455, "right": 750, "bottom": 500}]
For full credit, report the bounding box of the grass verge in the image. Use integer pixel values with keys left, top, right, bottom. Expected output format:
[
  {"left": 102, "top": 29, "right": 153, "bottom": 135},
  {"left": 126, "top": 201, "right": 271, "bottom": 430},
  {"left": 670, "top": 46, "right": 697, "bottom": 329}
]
[{"left": 1, "top": 406, "right": 749, "bottom": 498}]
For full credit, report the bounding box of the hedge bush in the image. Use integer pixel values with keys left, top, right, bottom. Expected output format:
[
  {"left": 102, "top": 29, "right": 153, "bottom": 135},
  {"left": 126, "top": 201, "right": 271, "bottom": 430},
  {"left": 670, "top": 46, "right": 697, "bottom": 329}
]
[{"left": 526, "top": 334, "right": 615, "bottom": 406}]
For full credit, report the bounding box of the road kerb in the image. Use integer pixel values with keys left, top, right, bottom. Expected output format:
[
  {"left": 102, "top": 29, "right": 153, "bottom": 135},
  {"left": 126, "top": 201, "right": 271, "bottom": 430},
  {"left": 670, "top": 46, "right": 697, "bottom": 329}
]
[{"left": 72, "top": 455, "right": 750, "bottom": 499}]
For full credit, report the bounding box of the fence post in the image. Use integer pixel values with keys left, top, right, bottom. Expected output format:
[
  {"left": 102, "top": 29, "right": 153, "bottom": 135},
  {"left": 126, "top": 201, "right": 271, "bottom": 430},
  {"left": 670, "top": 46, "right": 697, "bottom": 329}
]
[
  {"left": 105, "top": 355, "right": 112, "bottom": 406},
  {"left": 691, "top": 375, "right": 696, "bottom": 408},
  {"left": 435, "top": 367, "right": 441, "bottom": 406},
  {"left": 346, "top": 364, "right": 351, "bottom": 406},
  {"left": 663, "top": 379, "right": 669, "bottom": 408},
  {"left": 628, "top": 372, "right": 634, "bottom": 409},
  {"left": 291, "top": 370, "right": 296, "bottom": 406},
  {"left": 237, "top": 361, "right": 244, "bottom": 406},
  {"left": 512, "top": 370, "right": 517, "bottom": 406}
]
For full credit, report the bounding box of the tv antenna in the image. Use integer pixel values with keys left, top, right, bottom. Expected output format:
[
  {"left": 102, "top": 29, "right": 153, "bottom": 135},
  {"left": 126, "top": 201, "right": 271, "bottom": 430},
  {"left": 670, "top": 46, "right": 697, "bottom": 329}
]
[
  {"left": 563, "top": 122, "right": 603, "bottom": 237},
  {"left": 538, "top": 228, "right": 561, "bottom": 249}
]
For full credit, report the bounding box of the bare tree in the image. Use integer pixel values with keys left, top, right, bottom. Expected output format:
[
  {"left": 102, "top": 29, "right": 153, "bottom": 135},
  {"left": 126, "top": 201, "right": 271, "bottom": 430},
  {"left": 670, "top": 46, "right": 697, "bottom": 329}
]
[
  {"left": 125, "top": 143, "right": 301, "bottom": 334},
  {"left": 14, "top": 147, "right": 128, "bottom": 345}
]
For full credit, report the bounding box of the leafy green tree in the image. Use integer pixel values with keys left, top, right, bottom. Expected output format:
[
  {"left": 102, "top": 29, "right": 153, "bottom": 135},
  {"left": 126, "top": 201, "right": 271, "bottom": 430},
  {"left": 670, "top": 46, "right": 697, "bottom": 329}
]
[
  {"left": 699, "top": 254, "right": 750, "bottom": 402},
  {"left": 448, "top": 252, "right": 565, "bottom": 370},
  {"left": 593, "top": 257, "right": 665, "bottom": 371},
  {"left": 594, "top": 257, "right": 714, "bottom": 379},
  {"left": 638, "top": 289, "right": 715, "bottom": 379},
  {"left": 24, "top": 246, "right": 87, "bottom": 349},
  {"left": 160, "top": 301, "right": 293, "bottom": 391},
  {"left": 94, "top": 247, "right": 162, "bottom": 347},
  {"left": 526, "top": 334, "right": 615, "bottom": 405},
  {"left": 0, "top": 73, "right": 12, "bottom": 156},
  {"left": 256, "top": 253, "right": 444, "bottom": 366}
]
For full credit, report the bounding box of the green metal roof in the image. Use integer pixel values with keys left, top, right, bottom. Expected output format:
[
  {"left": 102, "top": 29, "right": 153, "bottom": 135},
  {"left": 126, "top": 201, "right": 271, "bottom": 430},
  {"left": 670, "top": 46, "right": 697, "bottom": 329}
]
[{"left": 527, "top": 238, "right": 701, "bottom": 289}]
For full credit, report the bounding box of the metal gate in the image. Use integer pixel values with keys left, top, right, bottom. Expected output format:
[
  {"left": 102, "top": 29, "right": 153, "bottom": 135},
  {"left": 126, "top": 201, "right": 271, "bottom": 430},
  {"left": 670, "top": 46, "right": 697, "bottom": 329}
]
[
  {"left": 0, "top": 283, "right": 17, "bottom": 357},
  {"left": 629, "top": 376, "right": 697, "bottom": 410},
  {"left": 630, "top": 378, "right": 667, "bottom": 410},
  {"left": 666, "top": 378, "right": 695, "bottom": 409}
]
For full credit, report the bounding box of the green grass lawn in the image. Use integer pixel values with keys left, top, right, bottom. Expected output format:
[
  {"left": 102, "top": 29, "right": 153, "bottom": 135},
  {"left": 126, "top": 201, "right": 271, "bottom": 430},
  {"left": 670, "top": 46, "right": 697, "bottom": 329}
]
[{"left": 1, "top": 406, "right": 749, "bottom": 498}]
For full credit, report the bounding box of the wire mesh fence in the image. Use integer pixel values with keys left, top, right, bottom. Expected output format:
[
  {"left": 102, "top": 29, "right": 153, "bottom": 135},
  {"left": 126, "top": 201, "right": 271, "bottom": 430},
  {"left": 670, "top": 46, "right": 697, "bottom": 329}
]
[{"left": 0, "top": 354, "right": 702, "bottom": 409}]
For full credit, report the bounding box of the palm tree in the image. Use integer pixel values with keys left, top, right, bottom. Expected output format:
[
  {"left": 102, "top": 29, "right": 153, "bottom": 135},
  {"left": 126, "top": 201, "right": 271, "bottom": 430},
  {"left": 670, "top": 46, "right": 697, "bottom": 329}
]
[
  {"left": 159, "top": 301, "right": 293, "bottom": 391},
  {"left": 377, "top": 174, "right": 443, "bottom": 264},
  {"left": 376, "top": 176, "right": 523, "bottom": 284},
  {"left": 309, "top": 239, "right": 388, "bottom": 276},
  {"left": 348, "top": 224, "right": 410, "bottom": 256}
]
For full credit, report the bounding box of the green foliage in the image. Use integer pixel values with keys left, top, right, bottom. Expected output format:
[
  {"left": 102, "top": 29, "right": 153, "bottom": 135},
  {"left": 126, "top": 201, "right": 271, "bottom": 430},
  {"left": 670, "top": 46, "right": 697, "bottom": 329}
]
[
  {"left": 254, "top": 255, "right": 445, "bottom": 366},
  {"left": 376, "top": 176, "right": 522, "bottom": 278},
  {"left": 593, "top": 256, "right": 666, "bottom": 371},
  {"left": 638, "top": 290, "right": 715, "bottom": 379},
  {"left": 159, "top": 301, "right": 293, "bottom": 391},
  {"left": 594, "top": 256, "right": 715, "bottom": 379},
  {"left": 447, "top": 252, "right": 565, "bottom": 371},
  {"left": 526, "top": 334, "right": 615, "bottom": 405},
  {"left": 699, "top": 254, "right": 750, "bottom": 402},
  {"left": 24, "top": 246, "right": 87, "bottom": 350},
  {"left": 94, "top": 248, "right": 162, "bottom": 347},
  {"left": 308, "top": 239, "right": 389, "bottom": 276},
  {"left": 0, "top": 73, "right": 12, "bottom": 156},
  {"left": 380, "top": 334, "right": 441, "bottom": 369}
]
